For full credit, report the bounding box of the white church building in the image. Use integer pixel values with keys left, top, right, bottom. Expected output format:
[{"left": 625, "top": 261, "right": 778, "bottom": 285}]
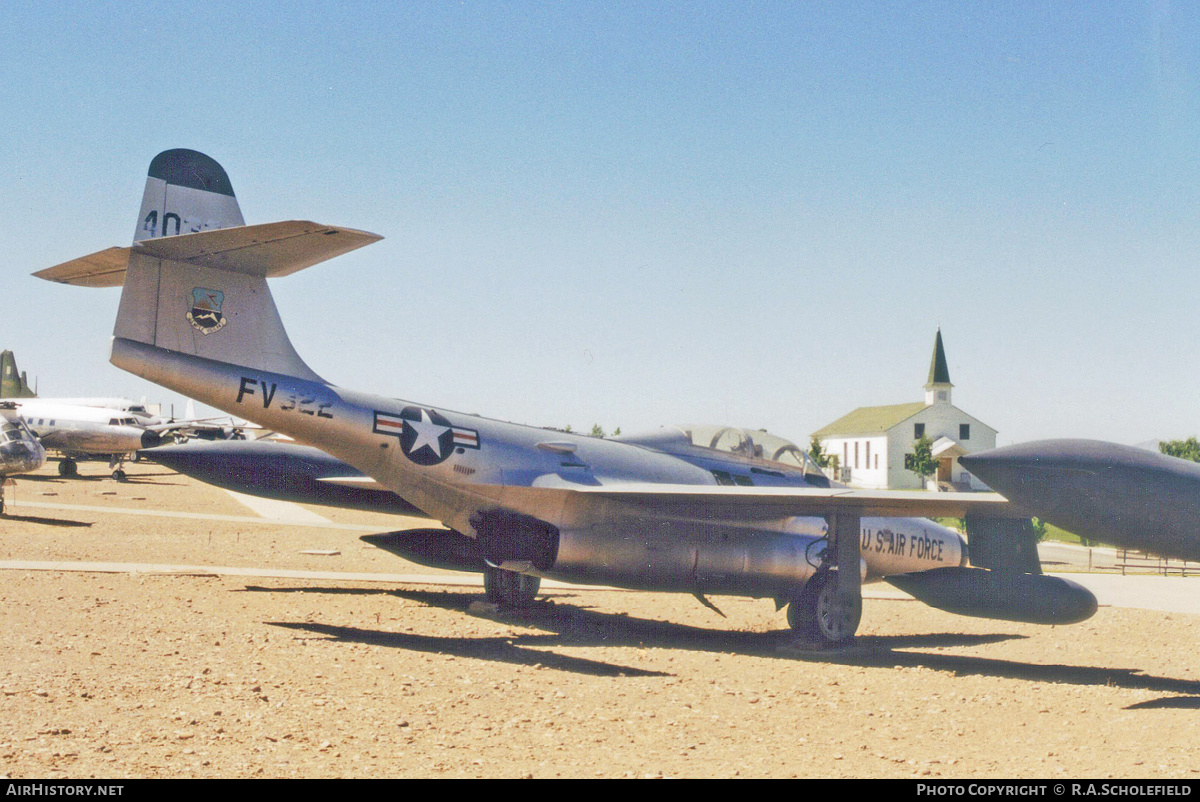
[{"left": 811, "top": 330, "right": 996, "bottom": 490}]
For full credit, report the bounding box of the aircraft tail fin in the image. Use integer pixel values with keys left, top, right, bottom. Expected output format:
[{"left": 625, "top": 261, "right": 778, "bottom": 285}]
[
  {"left": 132, "top": 149, "right": 245, "bottom": 243},
  {"left": 0, "top": 351, "right": 36, "bottom": 399},
  {"left": 36, "top": 149, "right": 382, "bottom": 384}
]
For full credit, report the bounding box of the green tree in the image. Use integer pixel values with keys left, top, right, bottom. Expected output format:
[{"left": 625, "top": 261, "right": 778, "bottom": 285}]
[
  {"left": 1030, "top": 516, "right": 1047, "bottom": 543},
  {"left": 809, "top": 435, "right": 830, "bottom": 468},
  {"left": 907, "top": 434, "right": 937, "bottom": 484},
  {"left": 1160, "top": 437, "right": 1200, "bottom": 462},
  {"left": 590, "top": 424, "right": 606, "bottom": 438}
]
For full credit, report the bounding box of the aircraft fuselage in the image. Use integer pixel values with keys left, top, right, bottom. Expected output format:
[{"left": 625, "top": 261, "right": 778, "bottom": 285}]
[
  {"left": 114, "top": 338, "right": 965, "bottom": 598},
  {"left": 15, "top": 399, "right": 155, "bottom": 457}
]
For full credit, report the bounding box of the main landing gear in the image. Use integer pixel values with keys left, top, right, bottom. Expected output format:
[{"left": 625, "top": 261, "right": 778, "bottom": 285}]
[
  {"left": 55, "top": 455, "right": 130, "bottom": 481},
  {"left": 108, "top": 454, "right": 128, "bottom": 482},
  {"left": 483, "top": 565, "right": 541, "bottom": 607},
  {"left": 56, "top": 453, "right": 129, "bottom": 480},
  {"left": 785, "top": 510, "right": 864, "bottom": 646},
  {"left": 787, "top": 570, "right": 862, "bottom": 644}
]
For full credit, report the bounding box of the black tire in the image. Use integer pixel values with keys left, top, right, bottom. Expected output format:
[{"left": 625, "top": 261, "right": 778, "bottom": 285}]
[
  {"left": 111, "top": 469, "right": 127, "bottom": 482},
  {"left": 58, "top": 459, "right": 77, "bottom": 478},
  {"left": 483, "top": 566, "right": 541, "bottom": 607},
  {"left": 787, "top": 571, "right": 861, "bottom": 644}
]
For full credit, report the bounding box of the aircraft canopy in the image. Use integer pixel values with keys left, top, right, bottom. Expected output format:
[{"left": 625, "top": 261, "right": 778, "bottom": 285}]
[
  {"left": 680, "top": 425, "right": 818, "bottom": 469},
  {"left": 619, "top": 424, "right": 829, "bottom": 481}
]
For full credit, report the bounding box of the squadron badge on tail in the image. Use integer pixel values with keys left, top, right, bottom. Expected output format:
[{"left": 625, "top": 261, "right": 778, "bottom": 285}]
[{"left": 187, "top": 287, "right": 228, "bottom": 334}]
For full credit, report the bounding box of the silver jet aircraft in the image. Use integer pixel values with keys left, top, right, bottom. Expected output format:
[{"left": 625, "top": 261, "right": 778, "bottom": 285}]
[{"left": 37, "top": 149, "right": 1098, "bottom": 643}]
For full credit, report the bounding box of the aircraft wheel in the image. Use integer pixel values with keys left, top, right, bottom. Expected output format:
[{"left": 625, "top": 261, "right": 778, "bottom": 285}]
[
  {"left": 58, "top": 459, "right": 78, "bottom": 478},
  {"left": 483, "top": 566, "right": 541, "bottom": 607},
  {"left": 787, "top": 571, "right": 861, "bottom": 645},
  {"left": 111, "top": 469, "right": 127, "bottom": 482}
]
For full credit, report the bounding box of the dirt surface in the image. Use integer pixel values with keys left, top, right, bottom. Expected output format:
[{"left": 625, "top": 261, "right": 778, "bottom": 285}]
[{"left": 1, "top": 459, "right": 1199, "bottom": 779}]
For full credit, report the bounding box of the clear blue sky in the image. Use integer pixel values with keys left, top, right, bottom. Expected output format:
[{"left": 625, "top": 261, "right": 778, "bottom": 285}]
[{"left": 3, "top": 1, "right": 1199, "bottom": 445}]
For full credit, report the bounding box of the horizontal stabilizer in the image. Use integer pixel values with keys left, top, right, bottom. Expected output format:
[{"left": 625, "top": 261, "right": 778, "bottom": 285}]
[
  {"left": 35, "top": 247, "right": 131, "bottom": 287},
  {"left": 35, "top": 220, "right": 382, "bottom": 287},
  {"left": 133, "top": 220, "right": 382, "bottom": 276}
]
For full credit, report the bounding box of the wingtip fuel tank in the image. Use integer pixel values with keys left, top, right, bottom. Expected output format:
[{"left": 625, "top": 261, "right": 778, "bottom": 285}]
[{"left": 960, "top": 439, "right": 1200, "bottom": 562}]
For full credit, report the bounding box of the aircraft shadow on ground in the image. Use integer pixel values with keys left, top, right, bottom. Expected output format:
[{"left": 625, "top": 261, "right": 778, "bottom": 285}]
[
  {"left": 0, "top": 514, "right": 92, "bottom": 527},
  {"left": 1123, "top": 696, "right": 1200, "bottom": 710},
  {"left": 245, "top": 584, "right": 1200, "bottom": 703},
  {"left": 266, "top": 619, "right": 670, "bottom": 678},
  {"left": 17, "top": 472, "right": 185, "bottom": 486}
]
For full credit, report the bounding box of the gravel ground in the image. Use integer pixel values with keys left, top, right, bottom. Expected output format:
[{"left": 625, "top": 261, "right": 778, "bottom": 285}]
[{"left": 1, "top": 459, "right": 1198, "bottom": 779}]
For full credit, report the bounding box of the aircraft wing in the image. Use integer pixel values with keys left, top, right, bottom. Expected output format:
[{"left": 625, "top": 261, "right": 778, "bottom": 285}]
[
  {"left": 34, "top": 221, "right": 382, "bottom": 287},
  {"left": 558, "top": 483, "right": 1015, "bottom": 519}
]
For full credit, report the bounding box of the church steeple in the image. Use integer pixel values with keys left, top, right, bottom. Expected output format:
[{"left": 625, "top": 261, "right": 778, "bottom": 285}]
[{"left": 924, "top": 328, "right": 953, "bottom": 406}]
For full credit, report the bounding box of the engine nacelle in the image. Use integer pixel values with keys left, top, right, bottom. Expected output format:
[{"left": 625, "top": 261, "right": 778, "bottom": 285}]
[
  {"left": 469, "top": 508, "right": 559, "bottom": 572},
  {"left": 545, "top": 520, "right": 845, "bottom": 597}
]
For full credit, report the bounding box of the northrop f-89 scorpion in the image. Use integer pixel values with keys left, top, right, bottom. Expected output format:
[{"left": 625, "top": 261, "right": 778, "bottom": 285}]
[{"left": 36, "top": 149, "right": 1097, "bottom": 644}]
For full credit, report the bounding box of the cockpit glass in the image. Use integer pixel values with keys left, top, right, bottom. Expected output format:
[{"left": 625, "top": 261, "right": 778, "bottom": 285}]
[{"left": 680, "top": 424, "right": 829, "bottom": 479}]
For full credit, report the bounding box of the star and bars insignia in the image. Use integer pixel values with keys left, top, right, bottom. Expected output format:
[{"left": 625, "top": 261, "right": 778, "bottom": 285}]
[{"left": 373, "top": 406, "right": 480, "bottom": 466}]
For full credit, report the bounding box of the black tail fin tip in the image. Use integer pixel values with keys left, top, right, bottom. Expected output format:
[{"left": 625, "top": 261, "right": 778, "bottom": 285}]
[{"left": 148, "top": 149, "right": 236, "bottom": 197}]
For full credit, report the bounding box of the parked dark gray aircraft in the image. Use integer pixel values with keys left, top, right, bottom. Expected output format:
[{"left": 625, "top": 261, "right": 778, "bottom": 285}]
[
  {"left": 961, "top": 440, "right": 1200, "bottom": 562},
  {"left": 37, "top": 148, "right": 1098, "bottom": 643}
]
